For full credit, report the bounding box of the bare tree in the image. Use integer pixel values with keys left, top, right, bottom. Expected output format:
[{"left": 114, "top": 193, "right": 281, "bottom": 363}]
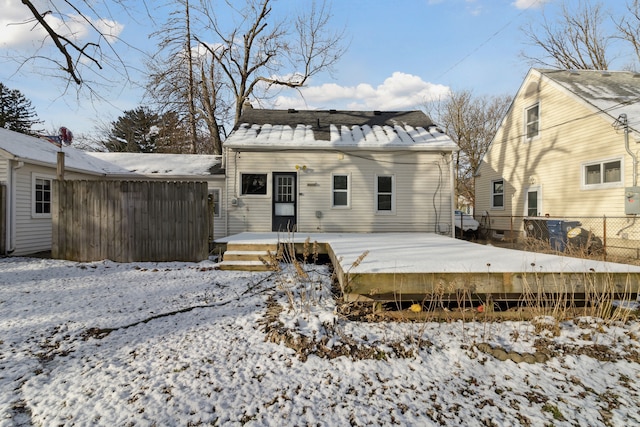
[
  {"left": 521, "top": 0, "right": 610, "bottom": 70},
  {"left": 426, "top": 90, "right": 512, "bottom": 211},
  {"left": 615, "top": 0, "right": 640, "bottom": 68},
  {"left": 148, "top": 0, "right": 346, "bottom": 154},
  {"left": 15, "top": 0, "right": 133, "bottom": 87},
  {"left": 183, "top": 0, "right": 199, "bottom": 153}
]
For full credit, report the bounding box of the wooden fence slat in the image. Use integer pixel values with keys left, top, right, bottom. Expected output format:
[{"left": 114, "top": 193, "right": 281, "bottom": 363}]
[{"left": 51, "top": 181, "right": 59, "bottom": 257}]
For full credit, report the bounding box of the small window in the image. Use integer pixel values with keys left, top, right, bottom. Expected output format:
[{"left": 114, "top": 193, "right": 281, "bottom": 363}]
[
  {"left": 583, "top": 159, "right": 622, "bottom": 189},
  {"left": 33, "top": 175, "right": 53, "bottom": 217},
  {"left": 376, "top": 175, "right": 395, "bottom": 213},
  {"left": 241, "top": 173, "right": 267, "bottom": 195},
  {"left": 208, "top": 189, "right": 221, "bottom": 218},
  {"left": 525, "top": 104, "right": 539, "bottom": 140},
  {"left": 332, "top": 174, "right": 350, "bottom": 208},
  {"left": 491, "top": 179, "right": 504, "bottom": 209}
]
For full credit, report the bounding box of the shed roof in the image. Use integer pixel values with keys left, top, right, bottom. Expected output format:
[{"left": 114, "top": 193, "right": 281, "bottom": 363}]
[
  {"left": 87, "top": 152, "right": 224, "bottom": 177},
  {"left": 0, "top": 128, "right": 123, "bottom": 175},
  {"left": 224, "top": 109, "right": 457, "bottom": 151},
  {"left": 538, "top": 69, "right": 640, "bottom": 131}
]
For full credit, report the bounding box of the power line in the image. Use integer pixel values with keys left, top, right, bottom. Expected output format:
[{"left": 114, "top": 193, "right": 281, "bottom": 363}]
[
  {"left": 488, "top": 95, "right": 640, "bottom": 147},
  {"left": 435, "top": 4, "right": 536, "bottom": 82}
]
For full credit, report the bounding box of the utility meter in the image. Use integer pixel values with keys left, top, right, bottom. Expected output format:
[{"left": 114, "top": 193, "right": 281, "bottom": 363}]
[{"left": 625, "top": 187, "right": 640, "bottom": 215}]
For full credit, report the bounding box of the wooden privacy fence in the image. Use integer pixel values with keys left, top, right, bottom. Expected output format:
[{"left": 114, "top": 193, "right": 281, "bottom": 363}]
[{"left": 52, "top": 180, "right": 209, "bottom": 262}]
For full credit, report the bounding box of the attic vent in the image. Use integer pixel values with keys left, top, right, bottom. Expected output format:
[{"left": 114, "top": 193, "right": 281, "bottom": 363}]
[
  {"left": 329, "top": 109, "right": 337, "bottom": 114},
  {"left": 601, "top": 72, "right": 611, "bottom": 77},
  {"left": 373, "top": 110, "right": 382, "bottom": 115},
  {"left": 288, "top": 108, "right": 298, "bottom": 113}
]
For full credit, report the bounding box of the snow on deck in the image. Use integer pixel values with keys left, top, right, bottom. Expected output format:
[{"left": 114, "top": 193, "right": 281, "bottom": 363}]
[{"left": 217, "top": 232, "right": 640, "bottom": 274}]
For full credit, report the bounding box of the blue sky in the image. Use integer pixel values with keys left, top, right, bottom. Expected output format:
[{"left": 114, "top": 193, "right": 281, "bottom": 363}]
[{"left": 0, "top": 0, "right": 636, "bottom": 139}]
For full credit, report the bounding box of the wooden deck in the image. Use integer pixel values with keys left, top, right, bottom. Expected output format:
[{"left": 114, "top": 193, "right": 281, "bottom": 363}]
[{"left": 216, "top": 233, "right": 640, "bottom": 303}]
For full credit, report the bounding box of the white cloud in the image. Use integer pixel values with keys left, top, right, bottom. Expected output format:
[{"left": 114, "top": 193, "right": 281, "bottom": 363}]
[
  {"left": 512, "top": 0, "right": 551, "bottom": 9},
  {"left": 93, "top": 18, "right": 124, "bottom": 44},
  {"left": 271, "top": 72, "right": 450, "bottom": 111},
  {"left": 0, "top": 1, "right": 123, "bottom": 49}
]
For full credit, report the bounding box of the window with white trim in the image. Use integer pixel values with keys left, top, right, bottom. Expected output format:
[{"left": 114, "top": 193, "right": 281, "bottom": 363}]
[
  {"left": 583, "top": 159, "right": 622, "bottom": 189},
  {"left": 209, "top": 188, "right": 221, "bottom": 218},
  {"left": 491, "top": 179, "right": 504, "bottom": 209},
  {"left": 332, "top": 174, "right": 350, "bottom": 208},
  {"left": 375, "top": 174, "right": 395, "bottom": 213},
  {"left": 32, "top": 174, "right": 53, "bottom": 218},
  {"left": 525, "top": 103, "right": 539, "bottom": 140}
]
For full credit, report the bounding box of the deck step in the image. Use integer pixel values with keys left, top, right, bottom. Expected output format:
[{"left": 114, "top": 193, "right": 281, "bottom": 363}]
[
  {"left": 218, "top": 243, "right": 280, "bottom": 271},
  {"left": 226, "top": 243, "right": 278, "bottom": 252},
  {"left": 218, "top": 260, "right": 272, "bottom": 272},
  {"left": 223, "top": 250, "right": 272, "bottom": 262}
]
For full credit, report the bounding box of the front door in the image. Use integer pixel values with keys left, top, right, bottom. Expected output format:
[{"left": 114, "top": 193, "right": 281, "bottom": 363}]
[{"left": 272, "top": 172, "right": 297, "bottom": 231}]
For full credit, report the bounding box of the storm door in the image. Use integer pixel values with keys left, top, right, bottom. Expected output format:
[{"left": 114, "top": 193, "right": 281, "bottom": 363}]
[
  {"left": 526, "top": 187, "right": 541, "bottom": 217},
  {"left": 272, "top": 173, "right": 297, "bottom": 231}
]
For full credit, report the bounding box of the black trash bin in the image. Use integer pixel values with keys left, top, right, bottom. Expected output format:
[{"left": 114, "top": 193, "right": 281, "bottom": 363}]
[
  {"left": 525, "top": 218, "right": 581, "bottom": 252},
  {"left": 567, "top": 227, "right": 604, "bottom": 254},
  {"left": 547, "top": 220, "right": 581, "bottom": 252}
]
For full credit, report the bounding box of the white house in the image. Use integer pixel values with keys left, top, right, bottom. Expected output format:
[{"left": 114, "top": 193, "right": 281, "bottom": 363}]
[{"left": 222, "top": 108, "right": 459, "bottom": 236}]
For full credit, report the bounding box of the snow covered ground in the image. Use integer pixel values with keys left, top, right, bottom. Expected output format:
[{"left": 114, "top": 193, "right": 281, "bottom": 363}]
[{"left": 1, "top": 256, "right": 640, "bottom": 426}]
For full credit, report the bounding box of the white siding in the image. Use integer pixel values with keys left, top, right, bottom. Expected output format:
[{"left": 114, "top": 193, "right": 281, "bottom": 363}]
[
  {"left": 225, "top": 149, "right": 454, "bottom": 235},
  {"left": 207, "top": 181, "right": 226, "bottom": 240},
  {"left": 12, "top": 164, "right": 56, "bottom": 255},
  {"left": 0, "top": 159, "right": 8, "bottom": 182}
]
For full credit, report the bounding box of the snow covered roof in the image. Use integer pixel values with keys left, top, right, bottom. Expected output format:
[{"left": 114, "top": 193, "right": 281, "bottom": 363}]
[
  {"left": 87, "top": 153, "right": 224, "bottom": 178},
  {"left": 538, "top": 69, "right": 640, "bottom": 132},
  {"left": 0, "top": 127, "right": 224, "bottom": 178},
  {"left": 0, "top": 128, "right": 124, "bottom": 175},
  {"left": 224, "top": 109, "right": 458, "bottom": 151}
]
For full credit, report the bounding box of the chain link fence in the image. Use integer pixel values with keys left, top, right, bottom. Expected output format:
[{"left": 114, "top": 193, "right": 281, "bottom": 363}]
[{"left": 477, "top": 214, "right": 640, "bottom": 265}]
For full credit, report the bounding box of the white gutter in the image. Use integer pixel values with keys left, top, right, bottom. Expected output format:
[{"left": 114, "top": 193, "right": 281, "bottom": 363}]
[
  {"left": 620, "top": 114, "right": 638, "bottom": 187},
  {"left": 9, "top": 156, "right": 107, "bottom": 177}
]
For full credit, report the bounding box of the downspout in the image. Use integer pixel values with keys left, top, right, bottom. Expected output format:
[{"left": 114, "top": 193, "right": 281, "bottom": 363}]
[
  {"left": 7, "top": 160, "right": 24, "bottom": 254},
  {"left": 618, "top": 113, "right": 637, "bottom": 236},
  {"left": 621, "top": 114, "right": 637, "bottom": 186},
  {"left": 449, "top": 152, "right": 455, "bottom": 237},
  {"left": 223, "top": 147, "right": 230, "bottom": 237}
]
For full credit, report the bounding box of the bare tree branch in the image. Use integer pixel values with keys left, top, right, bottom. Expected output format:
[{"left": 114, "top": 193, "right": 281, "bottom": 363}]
[
  {"left": 615, "top": 0, "right": 640, "bottom": 69},
  {"left": 15, "top": 0, "right": 147, "bottom": 90},
  {"left": 520, "top": 0, "right": 610, "bottom": 70},
  {"left": 21, "top": 0, "right": 99, "bottom": 84}
]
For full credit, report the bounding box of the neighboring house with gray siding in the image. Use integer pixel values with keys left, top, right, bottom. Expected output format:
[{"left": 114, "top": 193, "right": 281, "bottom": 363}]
[{"left": 222, "top": 108, "right": 458, "bottom": 236}]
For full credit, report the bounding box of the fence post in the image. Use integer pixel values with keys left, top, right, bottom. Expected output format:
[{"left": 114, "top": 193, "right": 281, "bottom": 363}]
[
  {"left": 603, "top": 215, "right": 607, "bottom": 261},
  {"left": 510, "top": 215, "right": 514, "bottom": 248}
]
